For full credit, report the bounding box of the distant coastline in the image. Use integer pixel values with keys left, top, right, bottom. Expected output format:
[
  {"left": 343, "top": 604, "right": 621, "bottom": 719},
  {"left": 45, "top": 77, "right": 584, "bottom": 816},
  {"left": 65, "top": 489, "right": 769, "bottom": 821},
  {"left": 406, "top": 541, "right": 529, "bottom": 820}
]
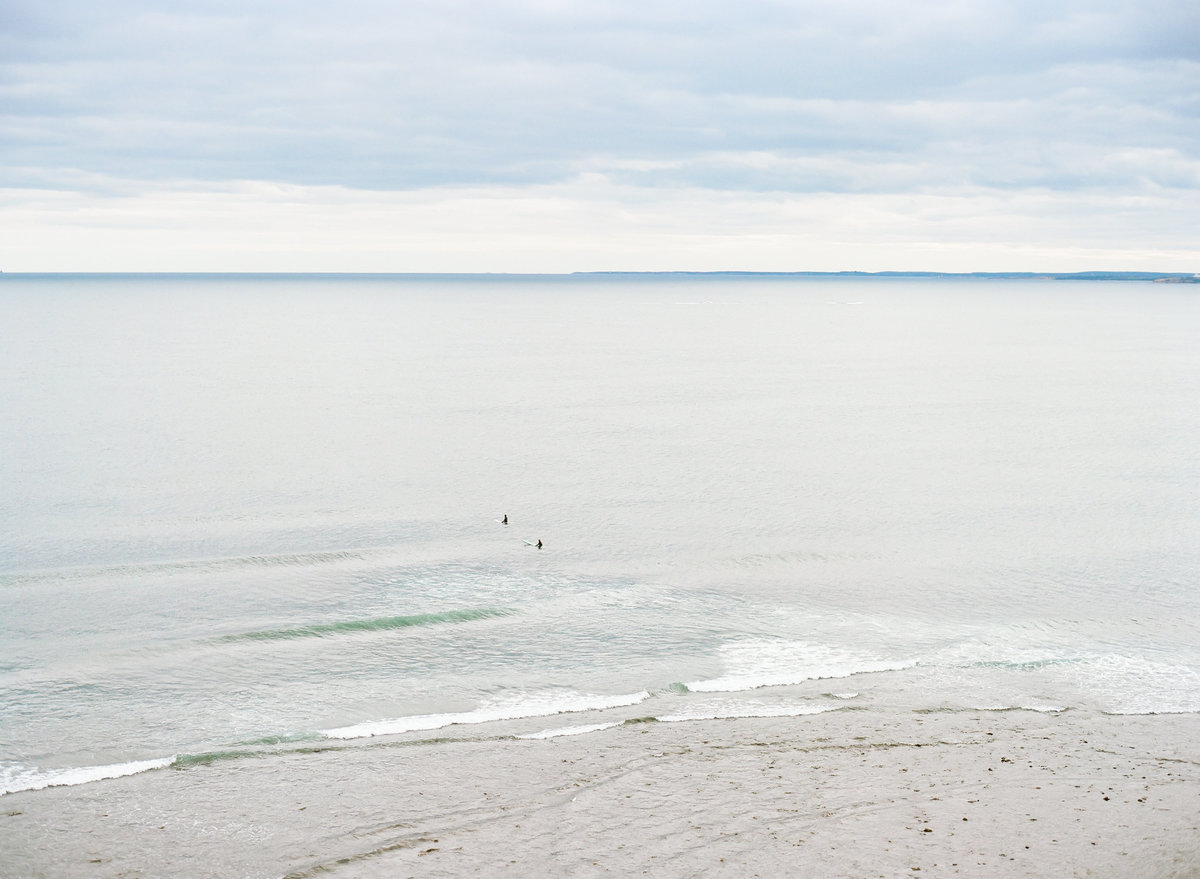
[
  {"left": 1, "top": 270, "right": 1196, "bottom": 281},
  {"left": 581, "top": 270, "right": 1200, "bottom": 282}
]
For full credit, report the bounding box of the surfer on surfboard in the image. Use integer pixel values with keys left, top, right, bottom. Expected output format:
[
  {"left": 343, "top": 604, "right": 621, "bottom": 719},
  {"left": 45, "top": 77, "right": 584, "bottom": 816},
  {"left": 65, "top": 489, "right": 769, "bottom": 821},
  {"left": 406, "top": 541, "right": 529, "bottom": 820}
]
[{"left": 502, "top": 514, "right": 508, "bottom": 525}]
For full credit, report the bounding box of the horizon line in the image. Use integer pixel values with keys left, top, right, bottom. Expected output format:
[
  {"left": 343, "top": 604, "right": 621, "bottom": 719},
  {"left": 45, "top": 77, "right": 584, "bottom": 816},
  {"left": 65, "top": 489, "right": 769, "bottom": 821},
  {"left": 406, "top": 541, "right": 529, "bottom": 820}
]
[{"left": 2, "top": 270, "right": 1198, "bottom": 280}]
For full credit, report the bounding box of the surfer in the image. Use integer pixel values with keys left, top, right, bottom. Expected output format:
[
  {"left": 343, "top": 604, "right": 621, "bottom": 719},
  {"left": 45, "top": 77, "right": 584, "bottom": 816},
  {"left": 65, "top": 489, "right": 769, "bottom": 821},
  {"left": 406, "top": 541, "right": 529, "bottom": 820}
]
[
  {"left": 536, "top": 539, "right": 542, "bottom": 549},
  {"left": 502, "top": 514, "right": 508, "bottom": 525}
]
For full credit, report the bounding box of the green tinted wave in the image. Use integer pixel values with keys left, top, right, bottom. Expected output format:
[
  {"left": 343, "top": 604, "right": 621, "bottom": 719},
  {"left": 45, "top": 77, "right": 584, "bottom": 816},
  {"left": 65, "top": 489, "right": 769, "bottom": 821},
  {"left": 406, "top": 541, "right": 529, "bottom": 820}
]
[
  {"left": 222, "top": 608, "right": 515, "bottom": 642},
  {"left": 172, "top": 749, "right": 256, "bottom": 768}
]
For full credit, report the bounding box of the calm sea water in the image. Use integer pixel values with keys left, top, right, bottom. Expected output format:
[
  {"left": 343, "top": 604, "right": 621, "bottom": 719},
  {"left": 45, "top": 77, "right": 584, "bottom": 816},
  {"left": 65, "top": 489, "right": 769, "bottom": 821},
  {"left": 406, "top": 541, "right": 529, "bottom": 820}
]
[{"left": 1, "top": 273, "right": 1198, "bottom": 795}]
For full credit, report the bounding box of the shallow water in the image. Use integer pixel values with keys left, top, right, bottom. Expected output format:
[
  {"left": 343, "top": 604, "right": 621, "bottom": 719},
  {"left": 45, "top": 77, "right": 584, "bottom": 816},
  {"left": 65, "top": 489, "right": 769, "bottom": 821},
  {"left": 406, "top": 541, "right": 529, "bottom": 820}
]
[{"left": 2, "top": 273, "right": 1198, "bottom": 794}]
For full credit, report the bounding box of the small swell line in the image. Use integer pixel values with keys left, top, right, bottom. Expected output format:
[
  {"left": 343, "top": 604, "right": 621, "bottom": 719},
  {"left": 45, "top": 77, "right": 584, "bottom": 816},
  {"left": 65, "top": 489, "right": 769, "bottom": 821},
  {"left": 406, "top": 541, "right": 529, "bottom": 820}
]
[{"left": 220, "top": 607, "right": 516, "bottom": 642}]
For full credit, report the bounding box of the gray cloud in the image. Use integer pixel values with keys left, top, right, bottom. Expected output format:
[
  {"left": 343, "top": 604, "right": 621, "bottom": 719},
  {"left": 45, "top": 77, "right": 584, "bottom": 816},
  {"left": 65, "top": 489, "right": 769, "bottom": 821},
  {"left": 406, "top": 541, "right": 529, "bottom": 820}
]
[{"left": 2, "top": 0, "right": 1197, "bottom": 195}]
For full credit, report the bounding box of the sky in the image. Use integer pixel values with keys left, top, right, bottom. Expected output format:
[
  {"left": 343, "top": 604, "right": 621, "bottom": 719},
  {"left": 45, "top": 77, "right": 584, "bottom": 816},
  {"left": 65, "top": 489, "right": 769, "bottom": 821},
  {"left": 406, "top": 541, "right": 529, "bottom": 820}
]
[{"left": 1, "top": 0, "right": 1198, "bottom": 272}]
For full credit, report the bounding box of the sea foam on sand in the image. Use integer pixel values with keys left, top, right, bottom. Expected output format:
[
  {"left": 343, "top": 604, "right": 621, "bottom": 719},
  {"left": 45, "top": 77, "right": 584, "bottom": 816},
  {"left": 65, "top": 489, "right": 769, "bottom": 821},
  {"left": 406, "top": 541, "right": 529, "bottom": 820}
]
[{"left": 3, "top": 708, "right": 1198, "bottom": 878}]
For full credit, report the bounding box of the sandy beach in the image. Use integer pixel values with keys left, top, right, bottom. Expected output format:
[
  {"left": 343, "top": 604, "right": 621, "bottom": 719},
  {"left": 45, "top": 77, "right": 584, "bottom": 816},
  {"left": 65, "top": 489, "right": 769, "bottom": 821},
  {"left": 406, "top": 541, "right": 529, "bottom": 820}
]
[{"left": 4, "top": 708, "right": 1198, "bottom": 878}]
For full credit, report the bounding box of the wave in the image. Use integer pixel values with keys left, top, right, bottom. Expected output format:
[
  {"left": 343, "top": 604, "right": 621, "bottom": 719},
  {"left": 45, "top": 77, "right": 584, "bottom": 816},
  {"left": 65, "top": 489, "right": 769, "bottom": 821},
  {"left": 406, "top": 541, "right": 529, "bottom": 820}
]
[
  {"left": 685, "top": 639, "right": 915, "bottom": 693},
  {"left": 1077, "top": 655, "right": 1200, "bottom": 715},
  {"left": 516, "top": 722, "right": 622, "bottom": 740},
  {"left": 658, "top": 702, "right": 842, "bottom": 723},
  {"left": 933, "top": 641, "right": 1077, "bottom": 670},
  {"left": 1106, "top": 706, "right": 1200, "bottom": 716},
  {"left": 324, "top": 690, "right": 651, "bottom": 740},
  {"left": 231, "top": 732, "right": 323, "bottom": 747},
  {"left": 220, "top": 607, "right": 515, "bottom": 642},
  {"left": 171, "top": 749, "right": 267, "bottom": 768},
  {"left": 2, "top": 756, "right": 175, "bottom": 796},
  {"left": 1, "top": 548, "right": 370, "bottom": 586},
  {"left": 931, "top": 642, "right": 1200, "bottom": 715}
]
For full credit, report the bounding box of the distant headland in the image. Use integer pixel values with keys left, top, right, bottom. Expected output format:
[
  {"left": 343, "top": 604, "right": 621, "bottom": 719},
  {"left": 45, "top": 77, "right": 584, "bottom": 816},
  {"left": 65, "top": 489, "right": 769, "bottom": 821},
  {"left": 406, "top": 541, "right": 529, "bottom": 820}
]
[
  {"left": 1, "top": 271, "right": 1196, "bottom": 281},
  {"left": 579, "top": 271, "right": 1200, "bottom": 282}
]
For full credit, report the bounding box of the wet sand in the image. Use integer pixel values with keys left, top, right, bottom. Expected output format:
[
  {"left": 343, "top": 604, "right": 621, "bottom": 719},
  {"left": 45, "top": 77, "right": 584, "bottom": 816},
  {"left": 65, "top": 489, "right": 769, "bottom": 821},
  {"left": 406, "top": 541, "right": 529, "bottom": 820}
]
[{"left": 4, "top": 709, "right": 1198, "bottom": 878}]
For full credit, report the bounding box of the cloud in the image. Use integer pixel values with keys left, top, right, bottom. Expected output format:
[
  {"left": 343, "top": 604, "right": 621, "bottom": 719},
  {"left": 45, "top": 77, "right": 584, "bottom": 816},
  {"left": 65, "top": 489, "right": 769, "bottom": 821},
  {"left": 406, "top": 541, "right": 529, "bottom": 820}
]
[
  {"left": 3, "top": 0, "right": 1197, "bottom": 187},
  {"left": 1, "top": 0, "right": 1197, "bottom": 269},
  {"left": 3, "top": 175, "right": 1197, "bottom": 273}
]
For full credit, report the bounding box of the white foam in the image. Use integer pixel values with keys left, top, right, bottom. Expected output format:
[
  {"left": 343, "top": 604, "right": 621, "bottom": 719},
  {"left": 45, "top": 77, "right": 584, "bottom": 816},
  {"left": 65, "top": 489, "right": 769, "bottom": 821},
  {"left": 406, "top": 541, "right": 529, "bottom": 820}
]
[
  {"left": 2, "top": 756, "right": 175, "bottom": 796},
  {"left": 970, "top": 703, "right": 1068, "bottom": 714},
  {"left": 516, "top": 722, "right": 621, "bottom": 740},
  {"left": 930, "top": 642, "right": 1200, "bottom": 715},
  {"left": 1108, "top": 705, "right": 1200, "bottom": 716},
  {"left": 324, "top": 690, "right": 651, "bottom": 740},
  {"left": 686, "top": 639, "right": 914, "bottom": 693},
  {"left": 933, "top": 640, "right": 1074, "bottom": 669},
  {"left": 1077, "top": 655, "right": 1200, "bottom": 715},
  {"left": 659, "top": 702, "right": 840, "bottom": 723}
]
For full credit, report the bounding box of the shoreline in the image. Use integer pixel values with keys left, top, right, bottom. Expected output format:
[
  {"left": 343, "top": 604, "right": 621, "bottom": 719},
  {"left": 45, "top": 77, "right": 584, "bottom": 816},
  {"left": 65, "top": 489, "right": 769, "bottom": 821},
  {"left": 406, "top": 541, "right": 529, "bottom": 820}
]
[{"left": 4, "top": 708, "right": 1198, "bottom": 878}]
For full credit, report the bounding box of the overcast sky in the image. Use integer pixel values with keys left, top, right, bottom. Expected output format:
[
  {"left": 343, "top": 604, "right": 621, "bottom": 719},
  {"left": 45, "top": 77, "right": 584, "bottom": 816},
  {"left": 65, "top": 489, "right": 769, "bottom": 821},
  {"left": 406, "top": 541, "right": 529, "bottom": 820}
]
[{"left": 2, "top": 0, "right": 1197, "bottom": 271}]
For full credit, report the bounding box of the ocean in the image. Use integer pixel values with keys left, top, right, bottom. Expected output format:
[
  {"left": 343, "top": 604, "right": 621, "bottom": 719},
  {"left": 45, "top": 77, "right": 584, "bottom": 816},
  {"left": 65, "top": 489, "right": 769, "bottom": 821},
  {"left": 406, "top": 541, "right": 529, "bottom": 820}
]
[{"left": 2, "top": 273, "right": 1198, "bottom": 798}]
